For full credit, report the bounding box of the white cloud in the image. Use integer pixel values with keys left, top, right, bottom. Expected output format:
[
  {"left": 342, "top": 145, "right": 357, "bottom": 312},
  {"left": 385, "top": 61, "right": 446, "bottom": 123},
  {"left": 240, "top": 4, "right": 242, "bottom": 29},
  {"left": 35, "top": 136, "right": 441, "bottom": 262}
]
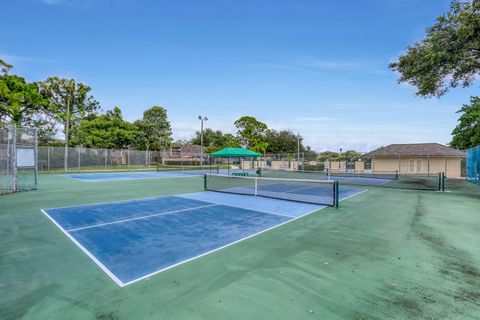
[
  {"left": 37, "top": 0, "right": 131, "bottom": 8},
  {"left": 293, "top": 117, "right": 338, "bottom": 122},
  {"left": 0, "top": 53, "right": 55, "bottom": 64},
  {"left": 294, "top": 58, "right": 363, "bottom": 71},
  {"left": 41, "top": 0, "right": 66, "bottom": 5},
  {"left": 255, "top": 55, "right": 394, "bottom": 76}
]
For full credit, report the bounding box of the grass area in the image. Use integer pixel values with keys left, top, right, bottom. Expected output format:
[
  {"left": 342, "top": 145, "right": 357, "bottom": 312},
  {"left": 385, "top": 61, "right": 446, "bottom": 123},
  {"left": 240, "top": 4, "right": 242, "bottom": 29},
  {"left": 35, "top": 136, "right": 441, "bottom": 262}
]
[{"left": 1, "top": 174, "right": 480, "bottom": 319}]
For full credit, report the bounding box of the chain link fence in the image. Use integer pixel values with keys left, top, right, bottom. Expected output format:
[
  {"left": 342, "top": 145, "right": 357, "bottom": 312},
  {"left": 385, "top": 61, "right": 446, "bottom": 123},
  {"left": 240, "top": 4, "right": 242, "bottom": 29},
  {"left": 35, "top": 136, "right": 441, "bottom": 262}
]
[
  {"left": 1, "top": 127, "right": 38, "bottom": 194},
  {"left": 466, "top": 145, "right": 480, "bottom": 184},
  {"left": 38, "top": 146, "right": 212, "bottom": 172}
]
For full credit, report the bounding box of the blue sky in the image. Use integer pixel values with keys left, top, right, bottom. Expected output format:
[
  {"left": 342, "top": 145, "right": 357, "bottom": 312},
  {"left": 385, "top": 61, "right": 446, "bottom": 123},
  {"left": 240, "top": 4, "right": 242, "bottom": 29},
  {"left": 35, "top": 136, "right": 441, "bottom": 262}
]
[{"left": 2, "top": 0, "right": 477, "bottom": 151}]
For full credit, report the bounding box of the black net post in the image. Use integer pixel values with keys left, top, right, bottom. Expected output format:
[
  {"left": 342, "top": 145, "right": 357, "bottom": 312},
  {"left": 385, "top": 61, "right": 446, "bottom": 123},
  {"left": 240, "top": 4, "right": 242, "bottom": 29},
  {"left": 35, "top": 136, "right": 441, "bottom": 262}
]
[
  {"left": 334, "top": 180, "right": 339, "bottom": 208},
  {"left": 441, "top": 172, "right": 445, "bottom": 191}
]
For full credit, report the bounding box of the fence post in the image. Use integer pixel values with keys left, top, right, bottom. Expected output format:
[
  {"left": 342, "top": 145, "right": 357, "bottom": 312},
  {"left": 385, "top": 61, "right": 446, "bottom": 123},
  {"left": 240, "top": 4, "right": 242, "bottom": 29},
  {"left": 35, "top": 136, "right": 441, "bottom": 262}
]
[
  {"left": 12, "top": 127, "right": 17, "bottom": 192},
  {"left": 34, "top": 129, "right": 38, "bottom": 188},
  {"left": 427, "top": 154, "right": 430, "bottom": 176},
  {"left": 78, "top": 146, "right": 81, "bottom": 172},
  {"left": 47, "top": 146, "right": 50, "bottom": 172}
]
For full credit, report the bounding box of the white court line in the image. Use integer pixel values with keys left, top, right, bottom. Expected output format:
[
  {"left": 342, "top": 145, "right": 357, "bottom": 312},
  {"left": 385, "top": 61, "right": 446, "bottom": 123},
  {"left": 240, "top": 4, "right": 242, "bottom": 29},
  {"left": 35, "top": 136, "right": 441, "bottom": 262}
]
[
  {"left": 177, "top": 195, "right": 297, "bottom": 218},
  {"left": 41, "top": 187, "right": 369, "bottom": 287},
  {"left": 43, "top": 194, "right": 210, "bottom": 211},
  {"left": 122, "top": 204, "right": 325, "bottom": 287},
  {"left": 124, "top": 188, "right": 370, "bottom": 286},
  {"left": 66, "top": 174, "right": 200, "bottom": 182},
  {"left": 66, "top": 204, "right": 219, "bottom": 232},
  {"left": 282, "top": 184, "right": 325, "bottom": 193},
  {"left": 340, "top": 188, "right": 369, "bottom": 201},
  {"left": 40, "top": 209, "right": 125, "bottom": 287}
]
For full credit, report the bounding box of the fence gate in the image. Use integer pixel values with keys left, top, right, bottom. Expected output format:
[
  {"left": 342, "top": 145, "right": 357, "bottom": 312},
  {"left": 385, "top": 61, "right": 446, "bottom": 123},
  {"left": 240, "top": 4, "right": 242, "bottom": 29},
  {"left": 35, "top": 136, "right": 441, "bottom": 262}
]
[
  {"left": 0, "top": 127, "right": 38, "bottom": 194},
  {"left": 467, "top": 145, "right": 480, "bottom": 185}
]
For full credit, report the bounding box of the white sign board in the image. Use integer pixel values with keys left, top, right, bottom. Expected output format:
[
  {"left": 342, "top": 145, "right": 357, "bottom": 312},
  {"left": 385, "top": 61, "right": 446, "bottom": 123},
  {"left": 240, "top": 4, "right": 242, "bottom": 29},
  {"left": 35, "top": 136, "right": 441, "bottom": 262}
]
[{"left": 16, "top": 148, "right": 35, "bottom": 167}]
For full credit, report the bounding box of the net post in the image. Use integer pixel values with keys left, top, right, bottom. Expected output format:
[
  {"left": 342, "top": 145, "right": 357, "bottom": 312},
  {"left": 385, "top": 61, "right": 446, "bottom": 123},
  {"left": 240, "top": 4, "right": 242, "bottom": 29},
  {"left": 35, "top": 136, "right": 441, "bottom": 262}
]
[
  {"left": 254, "top": 177, "right": 258, "bottom": 196},
  {"left": 204, "top": 174, "right": 207, "bottom": 191},
  {"left": 441, "top": 172, "right": 445, "bottom": 191},
  {"left": 395, "top": 170, "right": 399, "bottom": 180},
  {"left": 334, "top": 180, "right": 339, "bottom": 208}
]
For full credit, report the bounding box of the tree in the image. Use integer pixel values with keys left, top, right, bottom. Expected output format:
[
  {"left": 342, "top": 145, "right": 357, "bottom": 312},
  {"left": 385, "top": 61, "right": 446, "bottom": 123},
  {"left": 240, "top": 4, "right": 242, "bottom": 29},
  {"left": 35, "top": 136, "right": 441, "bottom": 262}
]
[
  {"left": 38, "top": 77, "right": 99, "bottom": 171},
  {"left": 342, "top": 150, "right": 363, "bottom": 162},
  {"left": 234, "top": 116, "right": 269, "bottom": 153},
  {"left": 134, "top": 106, "right": 172, "bottom": 151},
  {"left": 265, "top": 130, "right": 305, "bottom": 154},
  {"left": 70, "top": 107, "right": 137, "bottom": 149},
  {"left": 0, "top": 59, "right": 13, "bottom": 75},
  {"left": 318, "top": 151, "right": 341, "bottom": 161},
  {"left": 389, "top": 0, "right": 480, "bottom": 97},
  {"left": 39, "top": 77, "right": 100, "bottom": 144},
  {"left": 450, "top": 96, "right": 480, "bottom": 149},
  {"left": 0, "top": 75, "right": 46, "bottom": 125},
  {"left": 389, "top": 0, "right": 480, "bottom": 148},
  {"left": 190, "top": 128, "right": 240, "bottom": 152}
]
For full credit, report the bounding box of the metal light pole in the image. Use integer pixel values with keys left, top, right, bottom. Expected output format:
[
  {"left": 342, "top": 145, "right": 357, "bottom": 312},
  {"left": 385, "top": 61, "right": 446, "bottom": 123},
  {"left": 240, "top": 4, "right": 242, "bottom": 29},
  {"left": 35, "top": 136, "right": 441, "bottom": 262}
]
[
  {"left": 297, "top": 133, "right": 301, "bottom": 171},
  {"left": 198, "top": 115, "right": 208, "bottom": 166}
]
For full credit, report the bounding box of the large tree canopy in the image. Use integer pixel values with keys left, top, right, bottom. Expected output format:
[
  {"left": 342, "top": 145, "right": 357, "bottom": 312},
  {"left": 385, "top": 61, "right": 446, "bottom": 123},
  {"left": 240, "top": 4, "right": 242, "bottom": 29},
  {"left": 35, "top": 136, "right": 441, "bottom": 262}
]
[
  {"left": 265, "top": 130, "right": 306, "bottom": 154},
  {"left": 450, "top": 96, "right": 480, "bottom": 149},
  {"left": 390, "top": 0, "right": 480, "bottom": 97},
  {"left": 70, "top": 107, "right": 137, "bottom": 149},
  {"left": 234, "top": 116, "right": 269, "bottom": 153},
  {"left": 38, "top": 77, "right": 100, "bottom": 145},
  {"left": 316, "top": 150, "right": 362, "bottom": 162},
  {"left": 0, "top": 75, "right": 46, "bottom": 125},
  {"left": 190, "top": 128, "right": 239, "bottom": 153},
  {"left": 134, "top": 106, "right": 172, "bottom": 151}
]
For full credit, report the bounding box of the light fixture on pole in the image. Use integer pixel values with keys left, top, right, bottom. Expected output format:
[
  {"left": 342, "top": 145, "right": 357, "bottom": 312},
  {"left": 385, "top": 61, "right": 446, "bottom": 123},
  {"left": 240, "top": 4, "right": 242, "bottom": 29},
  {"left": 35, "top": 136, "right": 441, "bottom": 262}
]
[{"left": 198, "top": 115, "right": 208, "bottom": 166}]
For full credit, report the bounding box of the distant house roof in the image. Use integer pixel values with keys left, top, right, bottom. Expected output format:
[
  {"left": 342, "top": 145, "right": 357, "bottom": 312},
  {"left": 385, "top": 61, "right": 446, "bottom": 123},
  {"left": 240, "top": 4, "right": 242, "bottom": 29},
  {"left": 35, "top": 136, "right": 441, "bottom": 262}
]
[
  {"left": 171, "top": 143, "right": 205, "bottom": 154},
  {"left": 364, "top": 143, "right": 466, "bottom": 158}
]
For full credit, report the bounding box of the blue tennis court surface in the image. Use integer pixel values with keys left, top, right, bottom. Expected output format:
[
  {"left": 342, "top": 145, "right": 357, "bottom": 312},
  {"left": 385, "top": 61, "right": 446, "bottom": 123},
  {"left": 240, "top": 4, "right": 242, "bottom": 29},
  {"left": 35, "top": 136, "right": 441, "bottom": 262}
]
[
  {"left": 66, "top": 169, "right": 243, "bottom": 181},
  {"left": 42, "top": 187, "right": 366, "bottom": 286}
]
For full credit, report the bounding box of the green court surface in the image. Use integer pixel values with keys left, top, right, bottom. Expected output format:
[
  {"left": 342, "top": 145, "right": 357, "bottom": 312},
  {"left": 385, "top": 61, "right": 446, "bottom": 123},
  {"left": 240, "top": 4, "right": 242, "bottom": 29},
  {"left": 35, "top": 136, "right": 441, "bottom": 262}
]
[{"left": 1, "top": 174, "right": 480, "bottom": 320}]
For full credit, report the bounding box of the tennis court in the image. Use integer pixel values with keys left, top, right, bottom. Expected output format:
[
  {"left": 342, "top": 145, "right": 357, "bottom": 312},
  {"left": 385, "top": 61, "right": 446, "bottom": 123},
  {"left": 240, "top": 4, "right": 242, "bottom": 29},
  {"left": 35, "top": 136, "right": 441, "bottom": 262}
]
[
  {"left": 259, "top": 168, "right": 444, "bottom": 190},
  {"left": 2, "top": 173, "right": 480, "bottom": 320},
  {"left": 66, "top": 167, "right": 222, "bottom": 181},
  {"left": 42, "top": 177, "right": 365, "bottom": 286}
]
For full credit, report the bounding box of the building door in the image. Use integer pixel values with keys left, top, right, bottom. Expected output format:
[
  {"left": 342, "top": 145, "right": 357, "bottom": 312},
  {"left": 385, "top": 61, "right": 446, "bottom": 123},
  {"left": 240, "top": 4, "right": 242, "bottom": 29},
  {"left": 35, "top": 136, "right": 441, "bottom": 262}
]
[
  {"left": 416, "top": 160, "right": 422, "bottom": 173},
  {"left": 409, "top": 159, "right": 422, "bottom": 173}
]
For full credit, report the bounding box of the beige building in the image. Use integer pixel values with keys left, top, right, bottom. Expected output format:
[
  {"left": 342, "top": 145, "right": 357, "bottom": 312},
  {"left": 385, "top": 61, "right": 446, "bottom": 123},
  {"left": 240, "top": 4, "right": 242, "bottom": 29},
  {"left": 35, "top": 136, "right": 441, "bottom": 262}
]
[{"left": 364, "top": 143, "right": 465, "bottom": 178}]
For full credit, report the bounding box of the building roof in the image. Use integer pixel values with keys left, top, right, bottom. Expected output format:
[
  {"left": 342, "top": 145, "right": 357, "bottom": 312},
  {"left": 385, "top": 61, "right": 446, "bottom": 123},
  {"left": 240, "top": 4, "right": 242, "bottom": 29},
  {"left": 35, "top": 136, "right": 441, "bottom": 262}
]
[
  {"left": 364, "top": 143, "right": 466, "bottom": 158},
  {"left": 171, "top": 143, "right": 205, "bottom": 154},
  {"left": 211, "top": 148, "right": 261, "bottom": 157}
]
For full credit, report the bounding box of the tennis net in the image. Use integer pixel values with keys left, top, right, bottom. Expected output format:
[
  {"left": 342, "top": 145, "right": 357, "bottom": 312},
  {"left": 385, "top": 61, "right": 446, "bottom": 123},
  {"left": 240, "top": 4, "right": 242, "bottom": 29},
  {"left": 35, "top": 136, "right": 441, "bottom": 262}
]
[
  {"left": 259, "top": 168, "right": 397, "bottom": 180},
  {"left": 157, "top": 164, "right": 220, "bottom": 175},
  {"left": 204, "top": 173, "right": 339, "bottom": 207},
  {"left": 258, "top": 168, "right": 443, "bottom": 191}
]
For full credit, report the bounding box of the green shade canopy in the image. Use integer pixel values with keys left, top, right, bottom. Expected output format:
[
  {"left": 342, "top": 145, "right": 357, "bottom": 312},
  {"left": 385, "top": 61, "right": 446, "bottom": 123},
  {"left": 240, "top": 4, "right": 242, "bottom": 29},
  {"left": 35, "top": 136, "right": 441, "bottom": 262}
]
[{"left": 210, "top": 148, "right": 261, "bottom": 158}]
